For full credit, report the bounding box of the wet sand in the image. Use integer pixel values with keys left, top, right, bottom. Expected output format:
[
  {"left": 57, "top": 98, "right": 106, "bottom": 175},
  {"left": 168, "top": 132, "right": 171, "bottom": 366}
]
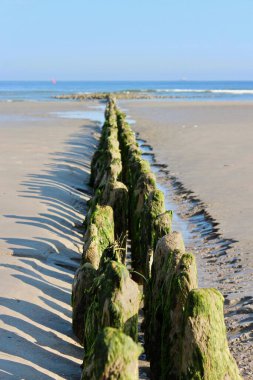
[
  {"left": 0, "top": 101, "right": 101, "bottom": 379},
  {"left": 120, "top": 100, "right": 253, "bottom": 379}
]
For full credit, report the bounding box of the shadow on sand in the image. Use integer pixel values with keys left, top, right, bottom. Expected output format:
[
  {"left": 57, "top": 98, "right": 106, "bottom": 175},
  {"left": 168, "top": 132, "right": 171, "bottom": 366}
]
[
  {"left": 2, "top": 123, "right": 100, "bottom": 258},
  {"left": 0, "top": 121, "right": 100, "bottom": 379}
]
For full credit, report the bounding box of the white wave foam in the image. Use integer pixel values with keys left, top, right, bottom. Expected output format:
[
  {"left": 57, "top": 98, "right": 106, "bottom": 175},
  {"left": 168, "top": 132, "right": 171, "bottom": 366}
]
[
  {"left": 155, "top": 89, "right": 206, "bottom": 93},
  {"left": 155, "top": 89, "right": 253, "bottom": 95},
  {"left": 209, "top": 89, "right": 253, "bottom": 94}
]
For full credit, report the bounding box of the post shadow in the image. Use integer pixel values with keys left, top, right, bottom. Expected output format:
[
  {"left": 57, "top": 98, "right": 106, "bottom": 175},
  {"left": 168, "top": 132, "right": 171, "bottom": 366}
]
[{"left": 0, "top": 120, "right": 101, "bottom": 378}]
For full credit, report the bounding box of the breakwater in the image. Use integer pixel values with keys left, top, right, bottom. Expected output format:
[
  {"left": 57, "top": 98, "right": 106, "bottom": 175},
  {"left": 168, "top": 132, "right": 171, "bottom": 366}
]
[
  {"left": 72, "top": 97, "right": 242, "bottom": 379},
  {"left": 53, "top": 92, "right": 155, "bottom": 100}
]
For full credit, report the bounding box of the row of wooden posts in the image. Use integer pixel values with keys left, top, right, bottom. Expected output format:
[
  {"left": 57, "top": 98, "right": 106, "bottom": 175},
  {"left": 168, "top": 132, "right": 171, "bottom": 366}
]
[{"left": 71, "top": 97, "right": 242, "bottom": 379}]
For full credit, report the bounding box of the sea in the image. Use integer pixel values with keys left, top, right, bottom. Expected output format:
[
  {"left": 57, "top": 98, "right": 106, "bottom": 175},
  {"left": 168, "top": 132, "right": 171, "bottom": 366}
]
[{"left": 1, "top": 81, "right": 253, "bottom": 102}]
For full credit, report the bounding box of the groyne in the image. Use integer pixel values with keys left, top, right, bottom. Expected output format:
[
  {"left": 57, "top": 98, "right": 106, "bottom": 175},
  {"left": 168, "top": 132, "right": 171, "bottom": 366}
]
[{"left": 72, "top": 97, "right": 242, "bottom": 379}]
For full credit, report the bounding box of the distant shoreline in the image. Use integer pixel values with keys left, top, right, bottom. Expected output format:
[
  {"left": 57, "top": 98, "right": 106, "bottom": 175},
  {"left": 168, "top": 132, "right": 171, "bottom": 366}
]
[
  {"left": 53, "top": 92, "right": 164, "bottom": 100},
  {"left": 2, "top": 80, "right": 253, "bottom": 102}
]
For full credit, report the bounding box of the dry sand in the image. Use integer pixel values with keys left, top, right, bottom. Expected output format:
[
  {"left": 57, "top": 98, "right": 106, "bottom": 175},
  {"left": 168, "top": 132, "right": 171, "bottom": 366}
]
[
  {"left": 0, "top": 101, "right": 102, "bottom": 379},
  {"left": 120, "top": 101, "right": 253, "bottom": 257},
  {"left": 120, "top": 100, "right": 253, "bottom": 378}
]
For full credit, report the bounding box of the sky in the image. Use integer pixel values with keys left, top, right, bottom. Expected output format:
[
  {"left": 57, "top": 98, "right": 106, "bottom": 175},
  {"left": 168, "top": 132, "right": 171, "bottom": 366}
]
[{"left": 1, "top": 0, "right": 253, "bottom": 80}]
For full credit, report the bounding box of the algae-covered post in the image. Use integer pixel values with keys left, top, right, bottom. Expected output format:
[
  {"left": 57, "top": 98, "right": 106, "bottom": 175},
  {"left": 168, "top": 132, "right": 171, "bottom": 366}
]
[
  {"left": 71, "top": 96, "right": 242, "bottom": 380},
  {"left": 72, "top": 98, "right": 142, "bottom": 380},
  {"left": 72, "top": 263, "right": 97, "bottom": 344},
  {"left": 181, "top": 288, "right": 242, "bottom": 380},
  {"left": 99, "top": 180, "right": 129, "bottom": 254},
  {"left": 88, "top": 98, "right": 128, "bottom": 249},
  {"left": 160, "top": 252, "right": 197, "bottom": 379},
  {"left": 82, "top": 205, "right": 114, "bottom": 269},
  {"left": 117, "top": 109, "right": 173, "bottom": 279},
  {"left": 82, "top": 327, "right": 142, "bottom": 380},
  {"left": 83, "top": 260, "right": 140, "bottom": 352},
  {"left": 148, "top": 231, "right": 186, "bottom": 378}
]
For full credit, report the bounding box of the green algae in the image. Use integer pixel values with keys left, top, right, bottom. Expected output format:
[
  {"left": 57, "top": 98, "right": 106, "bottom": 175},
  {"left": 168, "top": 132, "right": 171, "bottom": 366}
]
[
  {"left": 99, "top": 180, "right": 129, "bottom": 250},
  {"left": 147, "top": 231, "right": 186, "bottom": 378},
  {"left": 82, "top": 327, "right": 142, "bottom": 380},
  {"left": 129, "top": 172, "right": 157, "bottom": 274},
  {"left": 181, "top": 288, "right": 242, "bottom": 380},
  {"left": 83, "top": 260, "right": 140, "bottom": 352},
  {"left": 90, "top": 205, "right": 114, "bottom": 254},
  {"left": 90, "top": 99, "right": 122, "bottom": 189},
  {"left": 142, "top": 189, "right": 166, "bottom": 248},
  {"left": 154, "top": 210, "right": 173, "bottom": 245},
  {"left": 85, "top": 181, "right": 128, "bottom": 257},
  {"left": 91, "top": 145, "right": 122, "bottom": 189},
  {"left": 72, "top": 263, "right": 97, "bottom": 344},
  {"left": 82, "top": 205, "right": 114, "bottom": 269},
  {"left": 160, "top": 253, "right": 198, "bottom": 380},
  {"left": 82, "top": 223, "right": 100, "bottom": 268}
]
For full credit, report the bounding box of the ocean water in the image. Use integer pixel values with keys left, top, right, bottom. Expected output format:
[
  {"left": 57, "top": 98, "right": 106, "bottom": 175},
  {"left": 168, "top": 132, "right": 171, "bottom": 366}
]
[{"left": 1, "top": 81, "right": 253, "bottom": 102}]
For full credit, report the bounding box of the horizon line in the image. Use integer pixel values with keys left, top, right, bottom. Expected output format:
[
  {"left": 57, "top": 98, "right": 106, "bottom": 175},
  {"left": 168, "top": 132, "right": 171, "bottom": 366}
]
[{"left": 1, "top": 79, "right": 253, "bottom": 82}]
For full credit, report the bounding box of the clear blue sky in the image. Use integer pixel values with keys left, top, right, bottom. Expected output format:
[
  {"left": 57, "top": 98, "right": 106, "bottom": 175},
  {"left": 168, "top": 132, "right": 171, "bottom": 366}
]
[{"left": 1, "top": 0, "right": 253, "bottom": 80}]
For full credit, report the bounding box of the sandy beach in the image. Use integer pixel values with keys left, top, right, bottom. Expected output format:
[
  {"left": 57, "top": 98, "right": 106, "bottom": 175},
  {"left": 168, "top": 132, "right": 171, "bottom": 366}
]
[
  {"left": 1, "top": 99, "right": 253, "bottom": 379},
  {"left": 2, "top": 0, "right": 253, "bottom": 377},
  {"left": 0, "top": 101, "right": 102, "bottom": 379},
  {"left": 121, "top": 100, "right": 253, "bottom": 378}
]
